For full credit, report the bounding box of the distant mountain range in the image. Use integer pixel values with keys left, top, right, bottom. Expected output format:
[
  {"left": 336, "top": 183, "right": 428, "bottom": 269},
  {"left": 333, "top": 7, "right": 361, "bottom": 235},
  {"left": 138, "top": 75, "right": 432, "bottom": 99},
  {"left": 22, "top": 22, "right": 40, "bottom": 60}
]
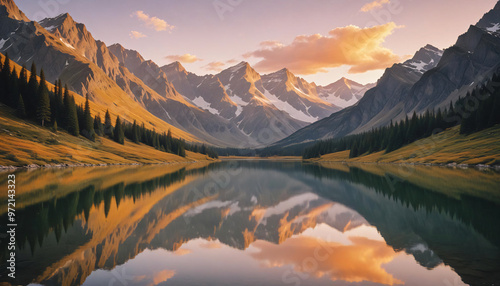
[
  {"left": 273, "top": 1, "right": 500, "bottom": 148},
  {"left": 0, "top": 0, "right": 372, "bottom": 147}
]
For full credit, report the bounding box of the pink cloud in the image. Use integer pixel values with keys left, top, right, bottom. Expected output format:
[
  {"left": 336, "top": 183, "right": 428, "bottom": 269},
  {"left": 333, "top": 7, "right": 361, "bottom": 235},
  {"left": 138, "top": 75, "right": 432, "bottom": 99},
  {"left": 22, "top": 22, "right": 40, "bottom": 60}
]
[
  {"left": 361, "top": 0, "right": 390, "bottom": 12},
  {"left": 165, "top": 53, "right": 202, "bottom": 63},
  {"left": 129, "top": 30, "right": 147, "bottom": 39},
  {"left": 245, "top": 22, "right": 403, "bottom": 75},
  {"left": 133, "top": 11, "right": 174, "bottom": 32}
]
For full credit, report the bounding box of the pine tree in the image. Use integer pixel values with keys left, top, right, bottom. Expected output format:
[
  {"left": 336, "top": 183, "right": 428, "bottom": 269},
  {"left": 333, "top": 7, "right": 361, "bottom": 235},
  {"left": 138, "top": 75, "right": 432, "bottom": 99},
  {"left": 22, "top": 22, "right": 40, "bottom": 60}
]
[
  {"left": 166, "top": 129, "right": 172, "bottom": 152},
  {"left": 178, "top": 141, "right": 186, "bottom": 157},
  {"left": 66, "top": 95, "right": 79, "bottom": 136},
  {"left": 132, "top": 120, "right": 139, "bottom": 143},
  {"left": 0, "top": 54, "right": 11, "bottom": 104},
  {"left": 36, "top": 70, "right": 51, "bottom": 126},
  {"left": 104, "top": 109, "right": 114, "bottom": 138},
  {"left": 82, "top": 94, "right": 95, "bottom": 141},
  {"left": 56, "top": 79, "right": 64, "bottom": 123},
  {"left": 349, "top": 140, "right": 359, "bottom": 158},
  {"left": 62, "top": 85, "right": 70, "bottom": 129},
  {"left": 16, "top": 94, "right": 26, "bottom": 118},
  {"left": 488, "top": 89, "right": 500, "bottom": 126},
  {"left": 18, "top": 64, "right": 28, "bottom": 100},
  {"left": 94, "top": 114, "right": 104, "bottom": 136},
  {"left": 405, "top": 112, "right": 418, "bottom": 143},
  {"left": 114, "top": 116, "right": 124, "bottom": 144},
  {"left": 26, "top": 62, "right": 39, "bottom": 116},
  {"left": 8, "top": 66, "right": 19, "bottom": 107}
]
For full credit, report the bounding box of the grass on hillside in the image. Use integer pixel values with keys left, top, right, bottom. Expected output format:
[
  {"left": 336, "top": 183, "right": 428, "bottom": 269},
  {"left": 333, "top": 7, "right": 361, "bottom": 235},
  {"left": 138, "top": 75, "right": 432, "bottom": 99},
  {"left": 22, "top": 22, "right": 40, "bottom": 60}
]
[
  {"left": 0, "top": 53, "right": 198, "bottom": 142},
  {"left": 311, "top": 125, "right": 500, "bottom": 166},
  {"left": 0, "top": 105, "right": 214, "bottom": 167}
]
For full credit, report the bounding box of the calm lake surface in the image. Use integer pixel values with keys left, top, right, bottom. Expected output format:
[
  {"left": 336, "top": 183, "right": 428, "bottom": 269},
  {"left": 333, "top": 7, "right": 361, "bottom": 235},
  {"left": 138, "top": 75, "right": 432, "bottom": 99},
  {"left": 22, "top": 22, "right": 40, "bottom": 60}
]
[{"left": 1, "top": 161, "right": 499, "bottom": 286}]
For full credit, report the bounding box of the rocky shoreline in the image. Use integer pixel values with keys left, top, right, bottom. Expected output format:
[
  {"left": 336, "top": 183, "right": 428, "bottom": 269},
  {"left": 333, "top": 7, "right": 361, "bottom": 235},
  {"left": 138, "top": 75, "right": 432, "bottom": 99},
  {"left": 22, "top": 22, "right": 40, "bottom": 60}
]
[
  {"left": 306, "top": 160, "right": 500, "bottom": 171},
  {"left": 0, "top": 160, "right": 214, "bottom": 171}
]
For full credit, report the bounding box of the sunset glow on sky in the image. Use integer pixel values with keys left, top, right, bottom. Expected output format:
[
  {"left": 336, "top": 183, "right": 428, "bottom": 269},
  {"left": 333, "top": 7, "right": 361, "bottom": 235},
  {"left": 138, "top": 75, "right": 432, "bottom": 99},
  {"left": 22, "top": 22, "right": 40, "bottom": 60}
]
[{"left": 16, "top": 0, "right": 497, "bottom": 85}]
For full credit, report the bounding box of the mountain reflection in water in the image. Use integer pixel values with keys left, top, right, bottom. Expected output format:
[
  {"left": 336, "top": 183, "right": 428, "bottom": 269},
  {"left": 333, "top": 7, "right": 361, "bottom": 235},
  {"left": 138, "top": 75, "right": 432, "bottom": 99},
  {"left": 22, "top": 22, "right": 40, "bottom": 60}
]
[{"left": 0, "top": 161, "right": 498, "bottom": 286}]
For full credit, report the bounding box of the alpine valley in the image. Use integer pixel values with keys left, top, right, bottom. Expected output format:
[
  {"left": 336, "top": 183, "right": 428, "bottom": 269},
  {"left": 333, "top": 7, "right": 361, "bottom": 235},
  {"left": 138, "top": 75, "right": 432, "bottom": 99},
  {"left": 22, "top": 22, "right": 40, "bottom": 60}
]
[
  {"left": 0, "top": 0, "right": 499, "bottom": 165},
  {"left": 1, "top": 1, "right": 500, "bottom": 286},
  {"left": 0, "top": 0, "right": 374, "bottom": 149}
]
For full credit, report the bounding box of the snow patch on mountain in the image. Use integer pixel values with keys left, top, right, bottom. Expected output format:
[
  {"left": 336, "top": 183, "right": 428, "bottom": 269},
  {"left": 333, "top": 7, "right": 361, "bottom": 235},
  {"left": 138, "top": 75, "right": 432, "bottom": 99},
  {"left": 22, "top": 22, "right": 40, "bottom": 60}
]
[
  {"left": 192, "top": 96, "right": 220, "bottom": 115},
  {"left": 59, "top": 38, "right": 75, "bottom": 50},
  {"left": 406, "top": 60, "right": 429, "bottom": 73},
  {"left": 486, "top": 23, "right": 500, "bottom": 32},
  {"left": 0, "top": 38, "right": 8, "bottom": 50},
  {"left": 43, "top": 25, "right": 57, "bottom": 32},
  {"left": 263, "top": 89, "right": 318, "bottom": 123},
  {"left": 319, "top": 91, "right": 361, "bottom": 108}
]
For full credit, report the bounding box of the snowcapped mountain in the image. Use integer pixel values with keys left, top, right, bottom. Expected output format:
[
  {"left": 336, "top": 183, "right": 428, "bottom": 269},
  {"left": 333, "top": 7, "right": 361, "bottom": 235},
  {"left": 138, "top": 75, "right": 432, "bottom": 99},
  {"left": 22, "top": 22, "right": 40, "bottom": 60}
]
[
  {"left": 276, "top": 0, "right": 500, "bottom": 148},
  {"left": 162, "top": 61, "right": 309, "bottom": 144},
  {"left": 106, "top": 44, "right": 256, "bottom": 147},
  {"left": 0, "top": 0, "right": 372, "bottom": 148},
  {"left": 317, "top": 77, "right": 375, "bottom": 108},
  {"left": 260, "top": 68, "right": 341, "bottom": 122},
  {"left": 273, "top": 44, "right": 444, "bottom": 147},
  {"left": 401, "top": 44, "right": 443, "bottom": 74},
  {"left": 161, "top": 60, "right": 370, "bottom": 145}
]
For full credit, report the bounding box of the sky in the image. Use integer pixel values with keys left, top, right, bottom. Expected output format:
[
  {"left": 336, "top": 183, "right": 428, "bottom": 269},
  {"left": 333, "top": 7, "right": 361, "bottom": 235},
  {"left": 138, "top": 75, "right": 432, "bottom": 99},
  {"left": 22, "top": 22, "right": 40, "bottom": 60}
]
[{"left": 16, "top": 0, "right": 498, "bottom": 85}]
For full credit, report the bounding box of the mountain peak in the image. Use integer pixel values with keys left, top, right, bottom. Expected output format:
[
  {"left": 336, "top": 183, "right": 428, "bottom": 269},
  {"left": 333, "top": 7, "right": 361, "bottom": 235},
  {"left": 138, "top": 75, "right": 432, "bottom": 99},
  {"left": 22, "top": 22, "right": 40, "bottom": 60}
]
[
  {"left": 39, "top": 12, "right": 84, "bottom": 34},
  {"left": 0, "top": 0, "right": 29, "bottom": 21},
  {"left": 230, "top": 61, "right": 250, "bottom": 71},
  {"left": 108, "top": 43, "right": 125, "bottom": 53},
  {"left": 401, "top": 44, "right": 443, "bottom": 74},
  {"left": 475, "top": 0, "right": 500, "bottom": 32},
  {"left": 164, "top": 61, "right": 187, "bottom": 73},
  {"left": 494, "top": 0, "right": 500, "bottom": 10}
]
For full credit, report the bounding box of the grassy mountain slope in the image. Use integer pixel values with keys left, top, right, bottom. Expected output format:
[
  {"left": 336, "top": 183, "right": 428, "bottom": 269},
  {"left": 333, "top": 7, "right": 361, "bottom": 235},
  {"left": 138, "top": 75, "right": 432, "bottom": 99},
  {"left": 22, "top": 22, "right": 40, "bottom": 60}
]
[
  {"left": 0, "top": 104, "right": 214, "bottom": 167},
  {"left": 308, "top": 125, "right": 500, "bottom": 166}
]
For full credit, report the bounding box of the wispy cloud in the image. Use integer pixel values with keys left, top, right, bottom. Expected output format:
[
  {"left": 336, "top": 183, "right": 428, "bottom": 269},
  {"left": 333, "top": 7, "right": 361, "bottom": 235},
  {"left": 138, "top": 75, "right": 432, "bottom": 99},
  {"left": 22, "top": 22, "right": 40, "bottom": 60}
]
[
  {"left": 203, "top": 61, "right": 226, "bottom": 72},
  {"left": 133, "top": 11, "right": 174, "bottom": 32},
  {"left": 165, "top": 54, "right": 202, "bottom": 63},
  {"left": 259, "top": 40, "right": 283, "bottom": 48},
  {"left": 360, "top": 0, "right": 390, "bottom": 12},
  {"left": 129, "top": 30, "right": 147, "bottom": 39},
  {"left": 244, "top": 22, "right": 403, "bottom": 75}
]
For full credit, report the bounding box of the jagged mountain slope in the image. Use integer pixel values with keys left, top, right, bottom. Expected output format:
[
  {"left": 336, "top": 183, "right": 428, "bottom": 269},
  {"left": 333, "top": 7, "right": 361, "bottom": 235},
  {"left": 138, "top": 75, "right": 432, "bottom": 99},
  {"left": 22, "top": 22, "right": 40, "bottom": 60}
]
[
  {"left": 0, "top": 0, "right": 196, "bottom": 141},
  {"left": 108, "top": 44, "right": 258, "bottom": 147},
  {"left": 274, "top": 44, "right": 443, "bottom": 146},
  {"left": 161, "top": 60, "right": 370, "bottom": 145},
  {"left": 0, "top": 0, "right": 259, "bottom": 147}
]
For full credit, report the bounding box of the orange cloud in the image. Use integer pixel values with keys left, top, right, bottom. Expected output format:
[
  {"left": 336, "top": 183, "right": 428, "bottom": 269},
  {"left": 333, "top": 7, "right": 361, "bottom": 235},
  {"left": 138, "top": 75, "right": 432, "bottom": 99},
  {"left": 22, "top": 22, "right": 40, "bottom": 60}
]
[
  {"left": 204, "top": 61, "right": 226, "bottom": 72},
  {"left": 173, "top": 248, "right": 192, "bottom": 256},
  {"left": 134, "top": 269, "right": 175, "bottom": 286},
  {"left": 152, "top": 270, "right": 175, "bottom": 285},
  {"left": 129, "top": 30, "right": 147, "bottom": 39},
  {"left": 133, "top": 11, "right": 174, "bottom": 32},
  {"left": 361, "top": 0, "right": 391, "bottom": 12},
  {"left": 250, "top": 236, "right": 403, "bottom": 285},
  {"left": 165, "top": 53, "right": 202, "bottom": 63},
  {"left": 245, "top": 22, "right": 403, "bottom": 75}
]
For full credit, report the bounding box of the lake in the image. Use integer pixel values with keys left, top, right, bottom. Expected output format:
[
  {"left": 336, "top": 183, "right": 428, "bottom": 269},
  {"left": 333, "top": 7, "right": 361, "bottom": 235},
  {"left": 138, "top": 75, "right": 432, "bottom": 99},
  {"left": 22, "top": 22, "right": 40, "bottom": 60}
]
[{"left": 0, "top": 161, "right": 499, "bottom": 286}]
